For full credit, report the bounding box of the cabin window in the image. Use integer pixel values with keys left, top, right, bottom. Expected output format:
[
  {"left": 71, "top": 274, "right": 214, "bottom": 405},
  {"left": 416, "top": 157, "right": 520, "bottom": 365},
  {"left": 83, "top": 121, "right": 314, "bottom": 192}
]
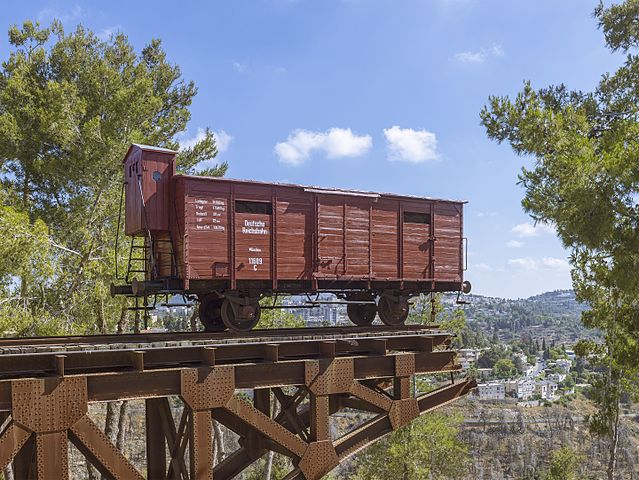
[
  {"left": 236, "top": 200, "right": 273, "bottom": 215},
  {"left": 403, "top": 211, "right": 431, "bottom": 224}
]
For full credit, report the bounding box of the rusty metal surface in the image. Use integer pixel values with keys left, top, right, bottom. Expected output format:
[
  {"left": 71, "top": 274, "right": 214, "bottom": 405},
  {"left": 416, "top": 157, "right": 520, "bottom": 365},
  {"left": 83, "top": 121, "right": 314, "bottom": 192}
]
[
  {"left": 69, "top": 415, "right": 144, "bottom": 480},
  {"left": 0, "top": 422, "right": 30, "bottom": 470},
  {"left": 0, "top": 329, "right": 474, "bottom": 479},
  {"left": 0, "top": 332, "right": 452, "bottom": 379}
]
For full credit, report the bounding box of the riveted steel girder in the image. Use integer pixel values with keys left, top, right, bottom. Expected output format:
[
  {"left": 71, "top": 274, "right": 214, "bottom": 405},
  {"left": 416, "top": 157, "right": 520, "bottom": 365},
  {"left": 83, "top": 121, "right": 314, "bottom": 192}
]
[{"left": 0, "top": 330, "right": 475, "bottom": 480}]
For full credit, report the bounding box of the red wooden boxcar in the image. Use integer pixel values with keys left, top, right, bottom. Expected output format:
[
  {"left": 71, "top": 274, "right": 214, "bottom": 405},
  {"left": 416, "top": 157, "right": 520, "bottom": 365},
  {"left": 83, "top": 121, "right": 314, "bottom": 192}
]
[{"left": 114, "top": 144, "right": 471, "bottom": 331}]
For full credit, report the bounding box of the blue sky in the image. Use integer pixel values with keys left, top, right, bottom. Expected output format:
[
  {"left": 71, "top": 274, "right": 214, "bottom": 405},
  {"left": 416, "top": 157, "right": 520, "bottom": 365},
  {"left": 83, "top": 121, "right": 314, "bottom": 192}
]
[{"left": 2, "top": 0, "right": 624, "bottom": 298}]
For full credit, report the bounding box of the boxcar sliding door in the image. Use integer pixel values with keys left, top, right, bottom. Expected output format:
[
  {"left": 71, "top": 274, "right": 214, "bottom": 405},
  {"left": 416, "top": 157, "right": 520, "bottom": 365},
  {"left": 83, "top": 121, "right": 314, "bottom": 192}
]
[
  {"left": 433, "top": 203, "right": 463, "bottom": 282},
  {"left": 316, "top": 196, "right": 344, "bottom": 277},
  {"left": 402, "top": 207, "right": 432, "bottom": 280}
]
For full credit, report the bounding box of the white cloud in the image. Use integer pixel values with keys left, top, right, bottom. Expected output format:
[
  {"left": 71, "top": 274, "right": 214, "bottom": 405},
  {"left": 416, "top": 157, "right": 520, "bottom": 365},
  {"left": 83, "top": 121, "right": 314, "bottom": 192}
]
[
  {"left": 383, "top": 126, "right": 439, "bottom": 163},
  {"left": 38, "top": 5, "right": 84, "bottom": 23},
  {"left": 476, "top": 211, "right": 498, "bottom": 218},
  {"left": 275, "top": 128, "right": 372, "bottom": 166},
  {"left": 97, "top": 25, "right": 122, "bottom": 41},
  {"left": 179, "top": 128, "right": 233, "bottom": 153},
  {"left": 511, "top": 222, "right": 555, "bottom": 238},
  {"left": 508, "top": 257, "right": 570, "bottom": 271},
  {"left": 540, "top": 257, "right": 570, "bottom": 270},
  {"left": 213, "top": 130, "right": 233, "bottom": 153},
  {"left": 508, "top": 258, "right": 538, "bottom": 271},
  {"left": 232, "top": 61, "right": 249, "bottom": 73},
  {"left": 506, "top": 240, "right": 523, "bottom": 248},
  {"left": 454, "top": 51, "right": 486, "bottom": 63},
  {"left": 454, "top": 44, "right": 505, "bottom": 64},
  {"left": 471, "top": 263, "right": 492, "bottom": 272},
  {"left": 491, "top": 44, "right": 505, "bottom": 57}
]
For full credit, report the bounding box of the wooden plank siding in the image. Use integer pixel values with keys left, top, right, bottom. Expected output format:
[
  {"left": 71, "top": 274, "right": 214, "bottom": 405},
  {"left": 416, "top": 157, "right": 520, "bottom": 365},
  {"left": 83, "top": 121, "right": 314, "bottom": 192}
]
[
  {"left": 182, "top": 180, "right": 230, "bottom": 279},
  {"left": 317, "top": 196, "right": 345, "bottom": 277},
  {"left": 433, "top": 203, "right": 463, "bottom": 282},
  {"left": 123, "top": 146, "right": 175, "bottom": 235},
  {"left": 163, "top": 176, "right": 465, "bottom": 291},
  {"left": 371, "top": 200, "right": 399, "bottom": 279},
  {"left": 275, "top": 192, "right": 313, "bottom": 280}
]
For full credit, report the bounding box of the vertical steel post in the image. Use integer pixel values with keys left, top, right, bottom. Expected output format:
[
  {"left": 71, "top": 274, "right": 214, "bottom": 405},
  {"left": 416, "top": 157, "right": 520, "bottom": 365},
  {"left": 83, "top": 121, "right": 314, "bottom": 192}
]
[
  {"left": 13, "top": 436, "right": 35, "bottom": 480},
  {"left": 35, "top": 431, "right": 68, "bottom": 480},
  {"left": 145, "top": 398, "right": 166, "bottom": 479},
  {"left": 310, "top": 394, "right": 330, "bottom": 442},
  {"left": 189, "top": 409, "right": 213, "bottom": 480}
]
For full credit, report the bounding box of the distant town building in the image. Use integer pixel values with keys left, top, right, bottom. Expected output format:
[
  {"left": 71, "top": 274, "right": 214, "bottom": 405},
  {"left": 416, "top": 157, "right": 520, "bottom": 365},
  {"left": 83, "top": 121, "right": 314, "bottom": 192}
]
[
  {"left": 555, "top": 358, "right": 572, "bottom": 373},
  {"left": 536, "top": 380, "right": 558, "bottom": 400},
  {"left": 458, "top": 348, "right": 480, "bottom": 369},
  {"left": 547, "top": 373, "right": 566, "bottom": 383},
  {"left": 513, "top": 352, "right": 528, "bottom": 365},
  {"left": 506, "top": 379, "right": 536, "bottom": 400},
  {"left": 477, "top": 382, "right": 505, "bottom": 400},
  {"left": 476, "top": 368, "right": 493, "bottom": 379}
]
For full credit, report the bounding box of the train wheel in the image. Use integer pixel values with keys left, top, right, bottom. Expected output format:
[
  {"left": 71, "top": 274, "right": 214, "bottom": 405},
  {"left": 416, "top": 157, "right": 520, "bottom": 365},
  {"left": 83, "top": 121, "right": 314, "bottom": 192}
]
[
  {"left": 347, "top": 303, "right": 377, "bottom": 326},
  {"left": 377, "top": 295, "right": 409, "bottom": 326},
  {"left": 221, "top": 299, "right": 261, "bottom": 332},
  {"left": 198, "top": 294, "right": 226, "bottom": 332}
]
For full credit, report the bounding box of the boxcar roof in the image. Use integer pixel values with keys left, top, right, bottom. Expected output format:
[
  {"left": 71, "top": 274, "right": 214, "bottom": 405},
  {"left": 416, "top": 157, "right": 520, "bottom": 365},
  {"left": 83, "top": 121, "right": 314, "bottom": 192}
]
[
  {"left": 122, "top": 144, "right": 178, "bottom": 162},
  {"left": 175, "top": 174, "right": 467, "bottom": 204}
]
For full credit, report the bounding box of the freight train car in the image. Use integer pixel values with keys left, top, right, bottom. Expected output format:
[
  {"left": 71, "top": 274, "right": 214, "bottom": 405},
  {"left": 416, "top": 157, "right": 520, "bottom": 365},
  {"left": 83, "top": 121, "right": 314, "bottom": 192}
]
[{"left": 112, "top": 144, "right": 471, "bottom": 332}]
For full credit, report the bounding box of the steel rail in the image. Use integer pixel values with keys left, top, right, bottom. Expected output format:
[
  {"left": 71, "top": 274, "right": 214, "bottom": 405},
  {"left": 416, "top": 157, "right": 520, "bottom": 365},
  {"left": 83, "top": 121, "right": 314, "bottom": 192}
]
[{"left": 0, "top": 323, "right": 440, "bottom": 349}]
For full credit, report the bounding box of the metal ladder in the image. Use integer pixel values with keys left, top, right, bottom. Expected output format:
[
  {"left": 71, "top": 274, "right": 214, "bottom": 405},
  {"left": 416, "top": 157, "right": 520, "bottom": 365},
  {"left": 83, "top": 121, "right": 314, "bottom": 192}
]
[{"left": 125, "top": 235, "right": 151, "bottom": 284}]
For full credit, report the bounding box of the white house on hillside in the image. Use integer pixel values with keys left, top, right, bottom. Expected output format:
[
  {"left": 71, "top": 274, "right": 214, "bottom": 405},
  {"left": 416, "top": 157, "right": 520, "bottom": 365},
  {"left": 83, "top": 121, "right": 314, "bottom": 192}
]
[
  {"left": 505, "top": 379, "right": 536, "bottom": 400},
  {"left": 477, "top": 382, "right": 505, "bottom": 400},
  {"left": 536, "top": 380, "right": 558, "bottom": 400}
]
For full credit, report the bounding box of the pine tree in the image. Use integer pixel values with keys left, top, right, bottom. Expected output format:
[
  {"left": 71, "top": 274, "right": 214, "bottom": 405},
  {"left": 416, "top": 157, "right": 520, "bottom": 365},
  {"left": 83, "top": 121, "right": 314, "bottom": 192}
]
[
  {"left": 0, "top": 21, "right": 226, "bottom": 334},
  {"left": 480, "top": 3, "right": 639, "bottom": 477}
]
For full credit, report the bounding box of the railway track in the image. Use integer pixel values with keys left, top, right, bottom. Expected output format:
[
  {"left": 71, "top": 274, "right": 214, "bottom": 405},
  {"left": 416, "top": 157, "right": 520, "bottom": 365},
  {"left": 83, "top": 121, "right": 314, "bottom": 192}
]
[
  {"left": 0, "top": 323, "right": 439, "bottom": 350},
  {"left": 0, "top": 325, "right": 452, "bottom": 379}
]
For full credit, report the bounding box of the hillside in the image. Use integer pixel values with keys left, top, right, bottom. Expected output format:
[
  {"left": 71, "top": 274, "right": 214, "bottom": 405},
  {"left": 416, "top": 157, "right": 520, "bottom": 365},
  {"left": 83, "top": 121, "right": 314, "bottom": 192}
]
[{"left": 447, "top": 290, "right": 598, "bottom": 347}]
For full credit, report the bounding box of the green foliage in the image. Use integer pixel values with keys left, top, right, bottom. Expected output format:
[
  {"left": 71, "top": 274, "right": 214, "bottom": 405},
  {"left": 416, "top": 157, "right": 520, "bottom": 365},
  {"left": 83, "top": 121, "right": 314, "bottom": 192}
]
[
  {"left": 595, "top": 0, "right": 639, "bottom": 51},
  {"left": 409, "top": 293, "right": 466, "bottom": 337},
  {"left": 408, "top": 293, "right": 440, "bottom": 325},
  {"left": 545, "top": 447, "right": 584, "bottom": 480},
  {"left": 477, "top": 345, "right": 510, "bottom": 369},
  {"left": 0, "top": 203, "right": 53, "bottom": 291},
  {"left": 352, "top": 411, "right": 469, "bottom": 480},
  {"left": 0, "top": 20, "right": 224, "bottom": 335},
  {"left": 461, "top": 290, "right": 591, "bottom": 347},
  {"left": 481, "top": 2, "right": 639, "bottom": 476},
  {"left": 256, "top": 297, "right": 305, "bottom": 329},
  {"left": 493, "top": 358, "right": 517, "bottom": 379},
  {"left": 243, "top": 453, "right": 294, "bottom": 480}
]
